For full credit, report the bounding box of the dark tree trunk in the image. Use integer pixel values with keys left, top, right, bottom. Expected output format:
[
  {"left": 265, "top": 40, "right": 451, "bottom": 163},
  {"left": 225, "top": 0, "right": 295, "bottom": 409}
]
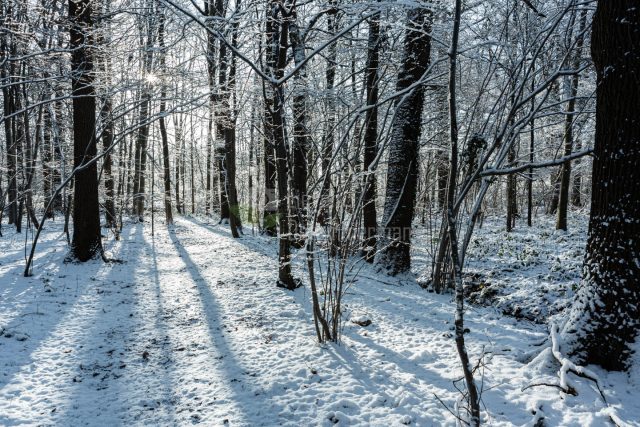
[
  {"left": 69, "top": 0, "right": 102, "bottom": 261},
  {"left": 204, "top": 0, "right": 219, "bottom": 217},
  {"left": 157, "top": 5, "right": 173, "bottom": 225},
  {"left": 317, "top": 6, "right": 338, "bottom": 227},
  {"left": 361, "top": 11, "right": 380, "bottom": 262},
  {"left": 265, "top": 0, "right": 297, "bottom": 289},
  {"left": 376, "top": 7, "right": 432, "bottom": 275},
  {"left": 100, "top": 93, "right": 116, "bottom": 228},
  {"left": 557, "top": 8, "right": 588, "bottom": 231},
  {"left": 98, "top": 2, "right": 116, "bottom": 229},
  {"left": 262, "top": 107, "right": 278, "bottom": 235},
  {"left": 132, "top": 6, "right": 155, "bottom": 221},
  {"left": 506, "top": 147, "right": 517, "bottom": 232},
  {"left": 224, "top": 5, "right": 242, "bottom": 237},
  {"left": 43, "top": 103, "right": 54, "bottom": 218},
  {"left": 1, "top": 1, "right": 18, "bottom": 227},
  {"left": 571, "top": 138, "right": 582, "bottom": 207},
  {"left": 289, "top": 8, "right": 309, "bottom": 247},
  {"left": 562, "top": 1, "right": 640, "bottom": 371}
]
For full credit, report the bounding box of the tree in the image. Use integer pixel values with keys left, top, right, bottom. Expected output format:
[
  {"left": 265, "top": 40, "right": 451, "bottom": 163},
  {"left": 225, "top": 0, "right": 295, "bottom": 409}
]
[
  {"left": 69, "top": 0, "right": 103, "bottom": 261},
  {"left": 561, "top": 0, "right": 640, "bottom": 371},
  {"left": 361, "top": 9, "right": 380, "bottom": 262},
  {"left": 556, "top": 6, "right": 588, "bottom": 231},
  {"left": 132, "top": 1, "right": 155, "bottom": 221},
  {"left": 265, "top": 0, "right": 297, "bottom": 289},
  {"left": 157, "top": 2, "right": 173, "bottom": 225},
  {"left": 288, "top": 4, "right": 309, "bottom": 247},
  {"left": 98, "top": 0, "right": 116, "bottom": 229},
  {"left": 376, "top": 4, "right": 432, "bottom": 275}
]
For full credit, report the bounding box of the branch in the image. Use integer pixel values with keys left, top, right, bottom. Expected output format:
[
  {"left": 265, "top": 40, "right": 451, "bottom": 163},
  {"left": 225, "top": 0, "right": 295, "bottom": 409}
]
[
  {"left": 479, "top": 149, "right": 593, "bottom": 177},
  {"left": 521, "top": 0, "right": 546, "bottom": 18}
]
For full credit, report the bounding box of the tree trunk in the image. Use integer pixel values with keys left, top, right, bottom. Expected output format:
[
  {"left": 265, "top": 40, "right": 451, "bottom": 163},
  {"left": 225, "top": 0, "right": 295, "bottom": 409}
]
[
  {"left": 132, "top": 3, "right": 155, "bottom": 221},
  {"left": 157, "top": 4, "right": 173, "bottom": 225},
  {"left": 376, "top": 6, "right": 432, "bottom": 275},
  {"left": 174, "top": 115, "right": 183, "bottom": 214},
  {"left": 317, "top": 5, "right": 338, "bottom": 227},
  {"left": 69, "top": 0, "right": 102, "bottom": 261},
  {"left": 561, "top": 0, "right": 640, "bottom": 371},
  {"left": 557, "top": 7, "right": 588, "bottom": 231},
  {"left": 265, "top": 0, "right": 297, "bottom": 289},
  {"left": 289, "top": 7, "right": 309, "bottom": 247},
  {"left": 361, "top": 11, "right": 380, "bottom": 262}
]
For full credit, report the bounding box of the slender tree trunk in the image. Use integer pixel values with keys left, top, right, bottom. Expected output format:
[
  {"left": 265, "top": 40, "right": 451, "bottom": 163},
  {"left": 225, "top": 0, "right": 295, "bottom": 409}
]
[
  {"left": 361, "top": 10, "right": 380, "bottom": 262},
  {"left": 446, "top": 1, "right": 480, "bottom": 423},
  {"left": 571, "top": 139, "right": 582, "bottom": 207},
  {"left": 157, "top": 4, "right": 173, "bottom": 225},
  {"left": 133, "top": 2, "right": 155, "bottom": 221},
  {"left": 528, "top": 72, "right": 534, "bottom": 226},
  {"left": 174, "top": 115, "right": 182, "bottom": 214},
  {"left": 265, "top": 0, "right": 297, "bottom": 289},
  {"left": 289, "top": 7, "right": 309, "bottom": 247},
  {"left": 317, "top": 5, "right": 338, "bottom": 227},
  {"left": 557, "top": 7, "right": 588, "bottom": 231},
  {"left": 224, "top": 3, "right": 241, "bottom": 237}
]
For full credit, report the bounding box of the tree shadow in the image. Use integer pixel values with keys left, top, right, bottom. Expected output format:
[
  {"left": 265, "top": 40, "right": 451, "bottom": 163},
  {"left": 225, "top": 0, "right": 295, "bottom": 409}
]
[
  {"left": 0, "top": 225, "right": 134, "bottom": 424},
  {"left": 167, "top": 229, "right": 257, "bottom": 424}
]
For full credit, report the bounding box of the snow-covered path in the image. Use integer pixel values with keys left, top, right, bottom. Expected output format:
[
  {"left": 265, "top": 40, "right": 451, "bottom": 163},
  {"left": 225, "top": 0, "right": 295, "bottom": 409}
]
[{"left": 1, "top": 217, "right": 638, "bottom": 426}]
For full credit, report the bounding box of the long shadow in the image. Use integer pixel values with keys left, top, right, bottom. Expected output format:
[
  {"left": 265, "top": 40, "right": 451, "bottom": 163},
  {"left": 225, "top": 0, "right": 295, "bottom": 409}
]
[
  {"left": 0, "top": 230, "right": 121, "bottom": 397},
  {"left": 180, "top": 216, "right": 285, "bottom": 262},
  {"left": 167, "top": 230, "right": 257, "bottom": 424},
  {"left": 0, "top": 226, "right": 135, "bottom": 425},
  {"left": 49, "top": 226, "right": 141, "bottom": 425},
  {"left": 51, "top": 224, "right": 178, "bottom": 426}
]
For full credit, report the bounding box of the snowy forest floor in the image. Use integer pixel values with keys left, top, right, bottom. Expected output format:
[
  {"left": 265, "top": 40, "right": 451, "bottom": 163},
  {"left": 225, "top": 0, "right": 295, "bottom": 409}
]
[{"left": 1, "top": 215, "right": 639, "bottom": 426}]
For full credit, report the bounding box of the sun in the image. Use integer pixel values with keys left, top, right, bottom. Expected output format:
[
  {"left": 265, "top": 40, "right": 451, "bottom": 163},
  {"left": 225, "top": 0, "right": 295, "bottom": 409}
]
[{"left": 144, "top": 73, "right": 159, "bottom": 84}]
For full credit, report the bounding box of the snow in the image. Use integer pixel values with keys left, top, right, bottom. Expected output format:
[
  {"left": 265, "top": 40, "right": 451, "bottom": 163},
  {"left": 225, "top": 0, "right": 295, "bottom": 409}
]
[{"left": 1, "top": 215, "right": 639, "bottom": 426}]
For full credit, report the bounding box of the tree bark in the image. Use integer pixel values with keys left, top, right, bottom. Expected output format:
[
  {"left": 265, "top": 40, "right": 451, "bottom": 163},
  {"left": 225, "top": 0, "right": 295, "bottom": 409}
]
[
  {"left": 157, "top": 4, "right": 173, "bottom": 225},
  {"left": 376, "top": 6, "right": 432, "bottom": 275},
  {"left": 561, "top": 0, "right": 640, "bottom": 371},
  {"left": 288, "top": 7, "right": 309, "bottom": 247},
  {"left": 69, "top": 0, "right": 103, "bottom": 261},
  {"left": 361, "top": 11, "right": 380, "bottom": 262},
  {"left": 265, "top": 0, "right": 297, "bottom": 289},
  {"left": 557, "top": 7, "right": 588, "bottom": 231}
]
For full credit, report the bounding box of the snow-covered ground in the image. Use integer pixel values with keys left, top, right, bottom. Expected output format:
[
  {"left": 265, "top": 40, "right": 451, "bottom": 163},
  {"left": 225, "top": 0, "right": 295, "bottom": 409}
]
[{"left": 1, "top": 215, "right": 638, "bottom": 426}]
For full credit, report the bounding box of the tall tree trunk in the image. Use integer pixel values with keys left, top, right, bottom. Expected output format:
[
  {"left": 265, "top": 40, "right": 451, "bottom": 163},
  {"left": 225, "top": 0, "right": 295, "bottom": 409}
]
[
  {"left": 571, "top": 139, "right": 582, "bottom": 207},
  {"left": 1, "top": 0, "right": 18, "bottom": 227},
  {"left": 223, "top": 2, "right": 242, "bottom": 237},
  {"left": 265, "top": 0, "right": 297, "bottom": 289},
  {"left": 446, "top": 1, "right": 480, "bottom": 423},
  {"left": 69, "top": 0, "right": 102, "bottom": 261},
  {"left": 561, "top": 0, "right": 640, "bottom": 371},
  {"left": 361, "top": 10, "right": 380, "bottom": 262},
  {"left": 157, "top": 3, "right": 173, "bottom": 225},
  {"left": 204, "top": 0, "right": 218, "bottom": 216},
  {"left": 133, "top": 2, "right": 155, "bottom": 221},
  {"left": 97, "top": 0, "right": 116, "bottom": 229},
  {"left": 317, "top": 5, "right": 338, "bottom": 227},
  {"left": 556, "top": 7, "right": 588, "bottom": 231},
  {"left": 99, "top": 71, "right": 116, "bottom": 228},
  {"left": 376, "top": 6, "right": 433, "bottom": 275},
  {"left": 174, "top": 115, "right": 183, "bottom": 214},
  {"left": 288, "top": 7, "right": 309, "bottom": 247}
]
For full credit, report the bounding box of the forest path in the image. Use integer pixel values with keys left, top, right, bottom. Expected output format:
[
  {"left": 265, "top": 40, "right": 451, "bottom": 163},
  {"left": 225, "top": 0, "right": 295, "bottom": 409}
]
[{"left": 2, "top": 217, "right": 628, "bottom": 426}]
